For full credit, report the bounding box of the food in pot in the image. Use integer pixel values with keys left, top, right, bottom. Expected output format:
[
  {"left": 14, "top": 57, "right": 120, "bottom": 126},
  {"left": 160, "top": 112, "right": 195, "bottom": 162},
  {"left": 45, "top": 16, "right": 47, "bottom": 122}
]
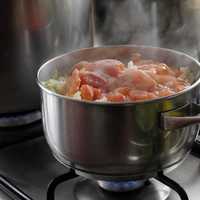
[{"left": 43, "top": 54, "right": 191, "bottom": 102}]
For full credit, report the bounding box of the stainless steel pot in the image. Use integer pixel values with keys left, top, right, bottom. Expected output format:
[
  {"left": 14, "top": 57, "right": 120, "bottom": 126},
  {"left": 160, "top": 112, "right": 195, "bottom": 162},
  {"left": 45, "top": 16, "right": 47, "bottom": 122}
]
[
  {"left": 0, "top": 0, "right": 93, "bottom": 114},
  {"left": 37, "top": 45, "right": 200, "bottom": 181}
]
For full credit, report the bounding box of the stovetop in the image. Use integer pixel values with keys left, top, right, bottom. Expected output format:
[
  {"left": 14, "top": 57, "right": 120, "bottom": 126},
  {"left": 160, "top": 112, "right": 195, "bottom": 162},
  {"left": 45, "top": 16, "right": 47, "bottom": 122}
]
[{"left": 0, "top": 137, "right": 199, "bottom": 200}]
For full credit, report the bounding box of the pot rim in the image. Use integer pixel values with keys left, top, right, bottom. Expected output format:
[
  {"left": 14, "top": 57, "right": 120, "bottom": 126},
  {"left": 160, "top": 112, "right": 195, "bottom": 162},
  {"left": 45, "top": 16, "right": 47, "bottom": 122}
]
[{"left": 37, "top": 44, "right": 200, "bottom": 106}]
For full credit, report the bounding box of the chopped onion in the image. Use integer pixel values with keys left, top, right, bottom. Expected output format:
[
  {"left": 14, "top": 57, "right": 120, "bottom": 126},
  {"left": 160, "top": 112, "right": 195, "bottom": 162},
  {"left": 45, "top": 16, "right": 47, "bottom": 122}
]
[
  {"left": 127, "top": 61, "right": 137, "bottom": 69},
  {"left": 95, "top": 96, "right": 107, "bottom": 102},
  {"left": 73, "top": 91, "right": 82, "bottom": 100}
]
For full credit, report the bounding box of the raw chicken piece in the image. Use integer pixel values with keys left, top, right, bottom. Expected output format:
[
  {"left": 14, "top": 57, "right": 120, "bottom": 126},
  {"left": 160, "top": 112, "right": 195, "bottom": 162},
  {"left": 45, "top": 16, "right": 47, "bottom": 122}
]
[
  {"left": 47, "top": 55, "right": 191, "bottom": 102},
  {"left": 148, "top": 73, "right": 177, "bottom": 85},
  {"left": 111, "top": 69, "right": 157, "bottom": 92},
  {"left": 80, "top": 71, "right": 107, "bottom": 90},
  {"left": 93, "top": 59, "right": 125, "bottom": 77},
  {"left": 107, "top": 92, "right": 126, "bottom": 102},
  {"left": 128, "top": 89, "right": 157, "bottom": 101},
  {"left": 155, "top": 63, "right": 175, "bottom": 75},
  {"left": 115, "top": 87, "right": 130, "bottom": 96},
  {"left": 158, "top": 87, "right": 175, "bottom": 97},
  {"left": 75, "top": 59, "right": 125, "bottom": 77},
  {"left": 73, "top": 61, "right": 93, "bottom": 70}
]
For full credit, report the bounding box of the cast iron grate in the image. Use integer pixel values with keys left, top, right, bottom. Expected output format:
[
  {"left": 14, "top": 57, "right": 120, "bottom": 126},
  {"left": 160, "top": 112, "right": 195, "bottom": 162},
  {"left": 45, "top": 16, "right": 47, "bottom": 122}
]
[{"left": 0, "top": 170, "right": 188, "bottom": 200}]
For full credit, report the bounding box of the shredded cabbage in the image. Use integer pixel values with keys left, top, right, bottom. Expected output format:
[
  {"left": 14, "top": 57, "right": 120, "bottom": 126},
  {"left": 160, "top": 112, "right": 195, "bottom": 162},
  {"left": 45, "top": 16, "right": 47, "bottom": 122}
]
[{"left": 43, "top": 76, "right": 65, "bottom": 94}]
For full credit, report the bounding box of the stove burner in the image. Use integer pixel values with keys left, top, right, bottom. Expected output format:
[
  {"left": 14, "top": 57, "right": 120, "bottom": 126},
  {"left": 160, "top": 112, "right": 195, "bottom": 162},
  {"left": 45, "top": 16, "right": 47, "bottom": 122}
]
[
  {"left": 97, "top": 180, "right": 146, "bottom": 192},
  {"left": 0, "top": 169, "right": 189, "bottom": 200},
  {"left": 0, "top": 110, "right": 41, "bottom": 127},
  {"left": 74, "top": 178, "right": 171, "bottom": 200},
  {"left": 46, "top": 170, "right": 188, "bottom": 200}
]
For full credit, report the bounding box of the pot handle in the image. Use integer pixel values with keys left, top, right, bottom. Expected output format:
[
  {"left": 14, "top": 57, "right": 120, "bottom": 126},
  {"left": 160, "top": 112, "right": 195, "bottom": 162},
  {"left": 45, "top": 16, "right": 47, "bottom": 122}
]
[{"left": 161, "top": 103, "right": 200, "bottom": 131}]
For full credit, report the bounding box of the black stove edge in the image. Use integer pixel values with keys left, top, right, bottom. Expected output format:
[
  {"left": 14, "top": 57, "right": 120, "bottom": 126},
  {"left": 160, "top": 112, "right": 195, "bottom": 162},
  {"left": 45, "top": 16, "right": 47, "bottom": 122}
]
[
  {"left": 0, "top": 121, "right": 43, "bottom": 149},
  {"left": 0, "top": 175, "right": 33, "bottom": 200},
  {"left": 0, "top": 134, "right": 42, "bottom": 151},
  {"left": 0, "top": 170, "right": 78, "bottom": 200}
]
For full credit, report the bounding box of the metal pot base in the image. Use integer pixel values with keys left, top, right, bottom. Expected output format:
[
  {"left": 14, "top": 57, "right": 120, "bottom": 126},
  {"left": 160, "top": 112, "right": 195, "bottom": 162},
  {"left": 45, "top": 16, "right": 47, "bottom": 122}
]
[
  {"left": 52, "top": 148, "right": 185, "bottom": 181},
  {"left": 52, "top": 151, "right": 157, "bottom": 181}
]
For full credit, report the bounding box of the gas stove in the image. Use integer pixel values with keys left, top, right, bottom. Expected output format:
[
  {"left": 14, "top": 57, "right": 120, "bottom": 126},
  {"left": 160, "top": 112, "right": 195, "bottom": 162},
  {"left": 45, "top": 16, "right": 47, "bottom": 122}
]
[{"left": 0, "top": 136, "right": 199, "bottom": 200}]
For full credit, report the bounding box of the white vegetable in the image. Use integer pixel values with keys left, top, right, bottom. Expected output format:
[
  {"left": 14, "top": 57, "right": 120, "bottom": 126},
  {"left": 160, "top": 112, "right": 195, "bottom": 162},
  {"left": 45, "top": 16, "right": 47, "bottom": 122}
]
[
  {"left": 43, "top": 78, "right": 65, "bottom": 93},
  {"left": 73, "top": 91, "right": 82, "bottom": 100},
  {"left": 127, "top": 61, "right": 137, "bottom": 69},
  {"left": 95, "top": 96, "right": 107, "bottom": 102}
]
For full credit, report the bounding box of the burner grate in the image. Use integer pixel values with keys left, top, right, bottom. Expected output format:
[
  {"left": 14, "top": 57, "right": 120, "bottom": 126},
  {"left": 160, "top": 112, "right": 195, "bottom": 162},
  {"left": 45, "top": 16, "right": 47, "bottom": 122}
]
[
  {"left": 0, "top": 170, "right": 189, "bottom": 200},
  {"left": 156, "top": 171, "right": 189, "bottom": 200},
  {"left": 47, "top": 170, "right": 77, "bottom": 200},
  {"left": 46, "top": 170, "right": 189, "bottom": 200}
]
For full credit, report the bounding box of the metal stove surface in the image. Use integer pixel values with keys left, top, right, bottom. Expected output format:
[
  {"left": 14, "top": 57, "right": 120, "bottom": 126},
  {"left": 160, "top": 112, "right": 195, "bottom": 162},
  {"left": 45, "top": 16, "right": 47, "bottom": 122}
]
[
  {"left": 0, "top": 137, "right": 199, "bottom": 200},
  {"left": 53, "top": 177, "right": 171, "bottom": 200}
]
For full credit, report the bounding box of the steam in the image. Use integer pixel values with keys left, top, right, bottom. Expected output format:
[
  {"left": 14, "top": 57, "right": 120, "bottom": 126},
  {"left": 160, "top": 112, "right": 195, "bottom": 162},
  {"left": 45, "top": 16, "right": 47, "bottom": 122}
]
[
  {"left": 94, "top": 0, "right": 199, "bottom": 59},
  {"left": 94, "top": 0, "right": 159, "bottom": 46},
  {"left": 53, "top": 0, "right": 92, "bottom": 52}
]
